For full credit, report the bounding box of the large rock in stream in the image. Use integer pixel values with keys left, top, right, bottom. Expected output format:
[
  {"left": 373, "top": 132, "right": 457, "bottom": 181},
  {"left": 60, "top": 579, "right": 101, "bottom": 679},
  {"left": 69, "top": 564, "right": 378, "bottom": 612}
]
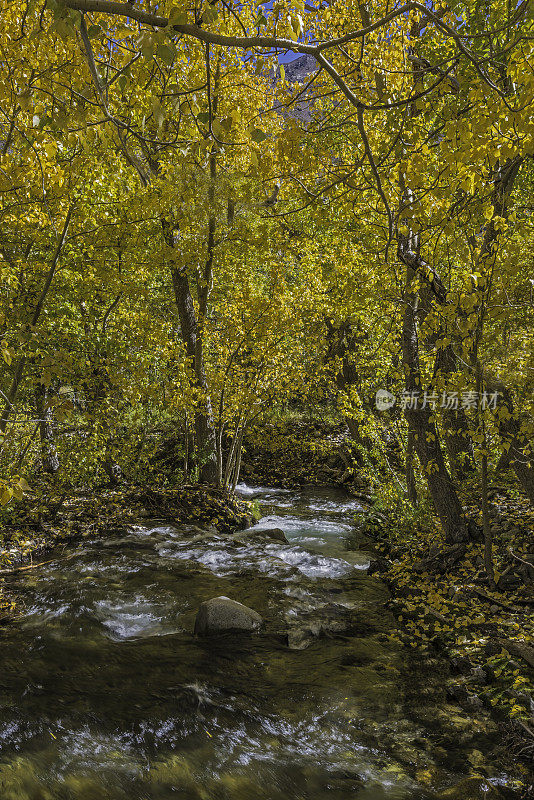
[
  {"left": 194, "top": 596, "right": 263, "bottom": 636},
  {"left": 233, "top": 526, "right": 288, "bottom": 544}
]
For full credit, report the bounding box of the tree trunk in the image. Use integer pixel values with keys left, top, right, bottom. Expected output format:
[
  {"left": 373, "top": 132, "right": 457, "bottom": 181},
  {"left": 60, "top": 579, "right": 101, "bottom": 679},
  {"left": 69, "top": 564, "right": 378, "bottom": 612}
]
[
  {"left": 170, "top": 265, "right": 217, "bottom": 484},
  {"left": 476, "top": 364, "right": 495, "bottom": 586},
  {"left": 400, "top": 244, "right": 469, "bottom": 543},
  {"left": 495, "top": 446, "right": 512, "bottom": 474},
  {"left": 324, "top": 317, "right": 380, "bottom": 458},
  {"left": 230, "top": 426, "right": 245, "bottom": 493},
  {"left": 103, "top": 457, "right": 122, "bottom": 486},
  {"left": 405, "top": 407, "right": 468, "bottom": 544},
  {"left": 34, "top": 383, "right": 59, "bottom": 474},
  {"left": 443, "top": 407, "right": 476, "bottom": 480},
  {"left": 406, "top": 429, "right": 418, "bottom": 505},
  {"left": 434, "top": 345, "right": 475, "bottom": 479},
  {"left": 164, "top": 56, "right": 221, "bottom": 486},
  {"left": 484, "top": 374, "right": 534, "bottom": 504}
]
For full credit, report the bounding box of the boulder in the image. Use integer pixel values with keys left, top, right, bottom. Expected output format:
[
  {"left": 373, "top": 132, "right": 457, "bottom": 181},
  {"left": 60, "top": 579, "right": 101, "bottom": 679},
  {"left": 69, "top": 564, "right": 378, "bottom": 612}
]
[
  {"left": 235, "top": 527, "right": 288, "bottom": 544},
  {"left": 194, "top": 596, "right": 263, "bottom": 636}
]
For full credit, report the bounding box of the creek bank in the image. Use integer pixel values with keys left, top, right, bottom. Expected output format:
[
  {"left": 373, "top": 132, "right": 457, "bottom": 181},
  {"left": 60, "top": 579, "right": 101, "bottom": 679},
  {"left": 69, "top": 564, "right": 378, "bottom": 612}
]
[
  {"left": 0, "top": 484, "right": 255, "bottom": 603},
  {"left": 361, "top": 490, "right": 534, "bottom": 789}
]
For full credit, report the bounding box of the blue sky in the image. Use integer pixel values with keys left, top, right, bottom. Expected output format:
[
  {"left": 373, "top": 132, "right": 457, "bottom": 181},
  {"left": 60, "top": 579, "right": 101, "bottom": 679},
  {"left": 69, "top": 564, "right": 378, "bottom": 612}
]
[{"left": 278, "top": 51, "right": 302, "bottom": 63}]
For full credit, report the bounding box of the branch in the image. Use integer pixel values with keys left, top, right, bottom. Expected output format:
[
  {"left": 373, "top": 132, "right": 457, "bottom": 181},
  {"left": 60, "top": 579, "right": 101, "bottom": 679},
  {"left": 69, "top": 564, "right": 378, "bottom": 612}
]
[
  {"left": 356, "top": 104, "right": 393, "bottom": 256},
  {"left": 79, "top": 14, "right": 151, "bottom": 184},
  {"left": 508, "top": 547, "right": 534, "bottom": 569},
  {"left": 65, "top": 0, "right": 507, "bottom": 256},
  {"left": 0, "top": 553, "right": 78, "bottom": 576},
  {"left": 31, "top": 204, "right": 74, "bottom": 326},
  {"left": 0, "top": 205, "right": 74, "bottom": 436},
  {"left": 101, "top": 291, "right": 123, "bottom": 333},
  {"left": 62, "top": 0, "right": 511, "bottom": 100}
]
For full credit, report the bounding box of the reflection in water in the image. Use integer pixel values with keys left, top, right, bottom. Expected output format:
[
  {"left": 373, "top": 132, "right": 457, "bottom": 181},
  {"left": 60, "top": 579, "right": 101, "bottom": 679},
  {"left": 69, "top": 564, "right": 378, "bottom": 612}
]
[{"left": 0, "top": 484, "right": 517, "bottom": 799}]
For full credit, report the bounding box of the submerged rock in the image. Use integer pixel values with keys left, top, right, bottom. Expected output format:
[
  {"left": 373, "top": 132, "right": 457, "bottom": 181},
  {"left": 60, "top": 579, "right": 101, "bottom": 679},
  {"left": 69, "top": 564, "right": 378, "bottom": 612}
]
[
  {"left": 194, "top": 596, "right": 263, "bottom": 636},
  {"left": 287, "top": 627, "right": 315, "bottom": 650},
  {"left": 285, "top": 602, "right": 380, "bottom": 649}
]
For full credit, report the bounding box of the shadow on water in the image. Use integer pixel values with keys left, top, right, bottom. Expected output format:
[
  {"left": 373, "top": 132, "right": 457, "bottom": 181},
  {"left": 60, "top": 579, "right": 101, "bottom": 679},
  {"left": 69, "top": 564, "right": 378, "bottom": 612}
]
[{"left": 0, "top": 484, "right": 519, "bottom": 799}]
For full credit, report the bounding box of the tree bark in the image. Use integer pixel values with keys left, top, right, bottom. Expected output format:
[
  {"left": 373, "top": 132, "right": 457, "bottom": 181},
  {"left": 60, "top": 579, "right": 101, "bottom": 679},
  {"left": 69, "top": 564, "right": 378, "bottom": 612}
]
[
  {"left": 170, "top": 264, "right": 217, "bottom": 484},
  {"left": 483, "top": 373, "right": 534, "bottom": 504},
  {"left": 34, "top": 383, "right": 60, "bottom": 474},
  {"left": 433, "top": 344, "right": 475, "bottom": 479},
  {"left": 495, "top": 446, "right": 512, "bottom": 474},
  {"left": 443, "top": 407, "right": 475, "bottom": 480},
  {"left": 406, "top": 429, "right": 418, "bottom": 505},
  {"left": 400, "top": 242, "right": 469, "bottom": 543}
]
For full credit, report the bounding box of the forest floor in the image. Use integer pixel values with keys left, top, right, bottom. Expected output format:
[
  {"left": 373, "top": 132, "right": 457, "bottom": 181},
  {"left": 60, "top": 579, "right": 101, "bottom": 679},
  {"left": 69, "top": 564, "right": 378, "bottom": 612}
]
[{"left": 366, "top": 488, "right": 534, "bottom": 789}]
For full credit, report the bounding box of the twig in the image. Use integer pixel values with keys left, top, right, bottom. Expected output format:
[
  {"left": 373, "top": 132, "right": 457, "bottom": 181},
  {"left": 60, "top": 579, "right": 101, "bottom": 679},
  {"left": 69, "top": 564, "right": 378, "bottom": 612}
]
[
  {"left": 517, "top": 720, "right": 534, "bottom": 740},
  {"left": 0, "top": 552, "right": 79, "bottom": 576},
  {"left": 471, "top": 587, "right": 516, "bottom": 612},
  {"left": 509, "top": 548, "right": 534, "bottom": 569}
]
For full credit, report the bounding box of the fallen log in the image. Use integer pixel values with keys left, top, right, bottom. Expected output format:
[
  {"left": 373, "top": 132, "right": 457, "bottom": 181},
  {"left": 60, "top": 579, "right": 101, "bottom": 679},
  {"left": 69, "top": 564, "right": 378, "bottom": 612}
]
[
  {"left": 470, "top": 588, "right": 516, "bottom": 612},
  {"left": 500, "top": 639, "right": 534, "bottom": 669}
]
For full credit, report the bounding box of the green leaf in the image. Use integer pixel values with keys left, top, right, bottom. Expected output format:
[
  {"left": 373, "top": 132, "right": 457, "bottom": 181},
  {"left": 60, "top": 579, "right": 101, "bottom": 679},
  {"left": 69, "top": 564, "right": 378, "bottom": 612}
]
[
  {"left": 0, "top": 487, "right": 13, "bottom": 506},
  {"left": 114, "top": 24, "right": 133, "bottom": 38},
  {"left": 168, "top": 9, "right": 188, "bottom": 26},
  {"left": 251, "top": 128, "right": 268, "bottom": 143},
  {"left": 152, "top": 98, "right": 165, "bottom": 128},
  {"left": 157, "top": 44, "right": 175, "bottom": 65},
  {"left": 203, "top": 6, "right": 218, "bottom": 23},
  {"left": 87, "top": 24, "right": 102, "bottom": 39}
]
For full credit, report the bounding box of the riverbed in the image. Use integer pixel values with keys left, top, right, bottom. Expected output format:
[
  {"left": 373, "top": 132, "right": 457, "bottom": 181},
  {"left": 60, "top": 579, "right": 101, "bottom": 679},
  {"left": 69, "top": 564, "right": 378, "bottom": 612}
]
[{"left": 0, "top": 484, "right": 518, "bottom": 799}]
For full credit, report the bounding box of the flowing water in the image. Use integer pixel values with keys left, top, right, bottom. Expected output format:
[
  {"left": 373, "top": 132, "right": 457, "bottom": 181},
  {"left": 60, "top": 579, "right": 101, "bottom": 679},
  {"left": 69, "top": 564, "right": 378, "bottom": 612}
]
[{"left": 0, "top": 484, "right": 518, "bottom": 799}]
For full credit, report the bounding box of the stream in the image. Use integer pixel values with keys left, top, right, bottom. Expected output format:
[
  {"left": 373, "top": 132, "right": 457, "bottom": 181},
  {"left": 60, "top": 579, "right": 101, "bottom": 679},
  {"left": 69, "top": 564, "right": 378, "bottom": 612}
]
[{"left": 0, "top": 484, "right": 518, "bottom": 799}]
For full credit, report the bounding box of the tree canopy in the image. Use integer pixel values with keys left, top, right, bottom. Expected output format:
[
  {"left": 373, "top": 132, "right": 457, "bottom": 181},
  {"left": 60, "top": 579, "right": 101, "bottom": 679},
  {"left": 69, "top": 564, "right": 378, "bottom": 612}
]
[{"left": 0, "top": 0, "right": 533, "bottom": 550}]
